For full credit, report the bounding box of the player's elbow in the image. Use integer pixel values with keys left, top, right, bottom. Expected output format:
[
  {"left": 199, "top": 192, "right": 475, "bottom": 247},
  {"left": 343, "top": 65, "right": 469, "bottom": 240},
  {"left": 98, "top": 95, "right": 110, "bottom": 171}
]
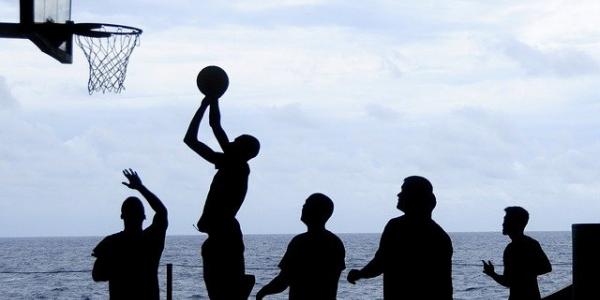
[
  {"left": 183, "top": 136, "right": 197, "bottom": 147},
  {"left": 92, "top": 268, "right": 108, "bottom": 282},
  {"left": 92, "top": 259, "right": 111, "bottom": 282},
  {"left": 270, "top": 274, "right": 290, "bottom": 292},
  {"left": 498, "top": 277, "right": 510, "bottom": 287},
  {"left": 92, "top": 273, "right": 105, "bottom": 282},
  {"left": 159, "top": 211, "right": 169, "bottom": 226},
  {"left": 153, "top": 210, "right": 169, "bottom": 227}
]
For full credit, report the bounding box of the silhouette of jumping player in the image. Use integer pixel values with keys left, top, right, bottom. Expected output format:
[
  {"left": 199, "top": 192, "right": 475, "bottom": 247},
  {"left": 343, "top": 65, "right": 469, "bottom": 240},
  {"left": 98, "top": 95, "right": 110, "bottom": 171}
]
[
  {"left": 347, "top": 176, "right": 453, "bottom": 299},
  {"left": 184, "top": 91, "right": 259, "bottom": 299},
  {"left": 482, "top": 206, "right": 552, "bottom": 300},
  {"left": 256, "top": 193, "right": 346, "bottom": 300},
  {"left": 92, "top": 169, "right": 168, "bottom": 300}
]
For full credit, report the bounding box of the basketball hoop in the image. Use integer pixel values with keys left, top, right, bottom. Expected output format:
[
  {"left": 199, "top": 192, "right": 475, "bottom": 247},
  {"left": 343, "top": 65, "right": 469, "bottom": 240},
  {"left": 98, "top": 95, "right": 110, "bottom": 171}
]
[
  {"left": 0, "top": 1, "right": 144, "bottom": 95},
  {"left": 74, "top": 23, "right": 142, "bottom": 94}
]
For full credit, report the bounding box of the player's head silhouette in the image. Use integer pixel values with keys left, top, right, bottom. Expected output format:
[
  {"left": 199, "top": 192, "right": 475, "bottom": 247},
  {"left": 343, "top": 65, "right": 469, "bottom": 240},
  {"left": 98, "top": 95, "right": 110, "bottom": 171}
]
[
  {"left": 121, "top": 196, "right": 146, "bottom": 230},
  {"left": 229, "top": 134, "right": 260, "bottom": 160},
  {"left": 301, "top": 193, "right": 334, "bottom": 227},
  {"left": 397, "top": 176, "right": 436, "bottom": 217}
]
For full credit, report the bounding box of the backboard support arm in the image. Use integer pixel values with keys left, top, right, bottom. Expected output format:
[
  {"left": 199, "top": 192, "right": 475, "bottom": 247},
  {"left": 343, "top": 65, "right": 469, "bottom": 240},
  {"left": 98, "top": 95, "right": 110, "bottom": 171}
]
[
  {"left": 0, "top": 22, "right": 73, "bottom": 63},
  {"left": 0, "top": 23, "right": 28, "bottom": 38}
]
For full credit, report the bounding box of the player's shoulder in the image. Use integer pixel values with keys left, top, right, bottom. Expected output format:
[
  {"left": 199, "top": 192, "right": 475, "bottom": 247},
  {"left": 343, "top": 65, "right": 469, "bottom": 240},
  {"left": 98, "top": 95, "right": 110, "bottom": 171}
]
[
  {"left": 217, "top": 155, "right": 250, "bottom": 170},
  {"left": 430, "top": 219, "right": 451, "bottom": 236},
  {"left": 143, "top": 222, "right": 167, "bottom": 239},
  {"left": 323, "top": 230, "right": 344, "bottom": 245},
  {"left": 291, "top": 231, "right": 341, "bottom": 246},
  {"left": 507, "top": 235, "right": 542, "bottom": 252},
  {"left": 93, "top": 232, "right": 124, "bottom": 255},
  {"left": 523, "top": 235, "right": 542, "bottom": 247},
  {"left": 385, "top": 215, "right": 407, "bottom": 229},
  {"left": 102, "top": 232, "right": 125, "bottom": 243},
  {"left": 326, "top": 231, "right": 346, "bottom": 254},
  {"left": 290, "top": 232, "right": 310, "bottom": 244}
]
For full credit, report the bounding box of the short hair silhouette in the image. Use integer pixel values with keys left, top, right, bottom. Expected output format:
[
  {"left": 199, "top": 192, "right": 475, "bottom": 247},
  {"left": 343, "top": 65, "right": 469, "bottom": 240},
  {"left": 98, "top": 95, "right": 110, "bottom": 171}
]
[
  {"left": 504, "top": 206, "right": 529, "bottom": 231},
  {"left": 302, "top": 193, "right": 334, "bottom": 226},
  {"left": 121, "top": 196, "right": 145, "bottom": 220},
  {"left": 397, "top": 176, "right": 436, "bottom": 215},
  {"left": 233, "top": 134, "right": 260, "bottom": 160}
]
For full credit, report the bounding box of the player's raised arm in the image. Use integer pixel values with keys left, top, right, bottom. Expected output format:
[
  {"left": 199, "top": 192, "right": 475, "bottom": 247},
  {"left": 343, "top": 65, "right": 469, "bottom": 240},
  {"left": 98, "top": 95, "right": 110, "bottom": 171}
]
[
  {"left": 209, "top": 98, "right": 230, "bottom": 151},
  {"left": 121, "top": 169, "right": 167, "bottom": 227},
  {"left": 184, "top": 98, "right": 221, "bottom": 164},
  {"left": 196, "top": 66, "right": 230, "bottom": 152}
]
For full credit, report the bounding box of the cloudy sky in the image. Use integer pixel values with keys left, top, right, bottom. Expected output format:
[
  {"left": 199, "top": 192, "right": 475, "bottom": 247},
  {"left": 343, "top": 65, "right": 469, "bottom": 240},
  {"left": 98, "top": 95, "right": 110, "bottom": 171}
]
[{"left": 1, "top": 0, "right": 600, "bottom": 237}]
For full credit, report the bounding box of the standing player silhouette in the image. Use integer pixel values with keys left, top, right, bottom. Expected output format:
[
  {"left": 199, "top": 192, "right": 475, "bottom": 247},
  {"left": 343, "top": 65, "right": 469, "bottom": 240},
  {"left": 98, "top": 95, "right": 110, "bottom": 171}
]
[
  {"left": 256, "top": 193, "right": 346, "bottom": 300},
  {"left": 184, "top": 66, "right": 260, "bottom": 299},
  {"left": 482, "top": 206, "right": 552, "bottom": 300},
  {"left": 92, "top": 169, "right": 168, "bottom": 300},
  {"left": 346, "top": 176, "right": 453, "bottom": 300}
]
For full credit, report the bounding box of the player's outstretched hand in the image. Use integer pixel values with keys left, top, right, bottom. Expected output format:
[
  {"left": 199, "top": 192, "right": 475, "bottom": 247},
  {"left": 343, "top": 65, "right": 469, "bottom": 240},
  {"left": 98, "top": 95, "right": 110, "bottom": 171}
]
[
  {"left": 482, "top": 260, "right": 495, "bottom": 276},
  {"left": 347, "top": 269, "right": 362, "bottom": 284},
  {"left": 122, "top": 168, "right": 143, "bottom": 190}
]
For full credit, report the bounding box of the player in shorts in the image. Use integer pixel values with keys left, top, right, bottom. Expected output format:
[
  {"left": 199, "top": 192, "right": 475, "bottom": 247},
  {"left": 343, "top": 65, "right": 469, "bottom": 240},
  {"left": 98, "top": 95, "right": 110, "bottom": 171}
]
[{"left": 184, "top": 85, "right": 260, "bottom": 299}]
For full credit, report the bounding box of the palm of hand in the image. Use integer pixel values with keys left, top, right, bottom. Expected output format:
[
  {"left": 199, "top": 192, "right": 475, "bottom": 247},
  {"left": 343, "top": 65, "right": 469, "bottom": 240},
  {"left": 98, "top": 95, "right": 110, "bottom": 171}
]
[
  {"left": 122, "top": 169, "right": 143, "bottom": 189},
  {"left": 482, "top": 260, "right": 494, "bottom": 275}
]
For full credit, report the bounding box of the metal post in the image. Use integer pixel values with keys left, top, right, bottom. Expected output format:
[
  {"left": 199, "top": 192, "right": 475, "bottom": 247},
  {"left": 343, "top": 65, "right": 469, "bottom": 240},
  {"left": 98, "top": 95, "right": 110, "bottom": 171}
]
[
  {"left": 20, "top": 0, "right": 33, "bottom": 24},
  {"left": 573, "top": 224, "right": 600, "bottom": 300},
  {"left": 166, "top": 263, "right": 173, "bottom": 300}
]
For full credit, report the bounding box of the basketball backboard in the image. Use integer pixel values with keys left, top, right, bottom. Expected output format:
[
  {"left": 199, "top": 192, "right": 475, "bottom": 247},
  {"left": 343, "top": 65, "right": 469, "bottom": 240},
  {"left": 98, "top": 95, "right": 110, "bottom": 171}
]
[
  {"left": 31, "top": 0, "right": 72, "bottom": 23},
  {"left": 22, "top": 0, "right": 73, "bottom": 63}
]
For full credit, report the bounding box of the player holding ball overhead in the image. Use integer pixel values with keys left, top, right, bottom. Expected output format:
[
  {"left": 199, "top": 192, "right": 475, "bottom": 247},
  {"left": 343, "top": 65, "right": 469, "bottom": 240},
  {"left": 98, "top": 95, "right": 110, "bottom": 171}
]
[{"left": 184, "top": 66, "right": 260, "bottom": 299}]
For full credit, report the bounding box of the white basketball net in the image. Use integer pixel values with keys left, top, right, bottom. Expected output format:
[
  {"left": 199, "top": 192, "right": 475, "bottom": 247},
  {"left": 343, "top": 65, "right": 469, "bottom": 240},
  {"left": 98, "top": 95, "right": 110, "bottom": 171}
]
[{"left": 75, "top": 24, "right": 141, "bottom": 94}]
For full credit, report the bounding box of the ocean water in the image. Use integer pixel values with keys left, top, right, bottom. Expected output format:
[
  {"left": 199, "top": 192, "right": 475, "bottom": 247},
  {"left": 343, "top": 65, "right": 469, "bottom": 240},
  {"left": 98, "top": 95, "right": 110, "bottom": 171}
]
[{"left": 0, "top": 232, "right": 572, "bottom": 299}]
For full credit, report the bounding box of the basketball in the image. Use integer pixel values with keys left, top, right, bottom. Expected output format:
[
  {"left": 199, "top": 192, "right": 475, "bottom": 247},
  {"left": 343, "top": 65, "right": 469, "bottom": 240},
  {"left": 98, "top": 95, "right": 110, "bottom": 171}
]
[{"left": 196, "top": 66, "right": 229, "bottom": 98}]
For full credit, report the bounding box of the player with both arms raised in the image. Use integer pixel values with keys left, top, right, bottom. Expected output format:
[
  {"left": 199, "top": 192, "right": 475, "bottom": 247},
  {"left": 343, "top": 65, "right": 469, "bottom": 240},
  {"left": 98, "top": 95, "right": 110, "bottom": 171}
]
[{"left": 184, "top": 66, "right": 260, "bottom": 300}]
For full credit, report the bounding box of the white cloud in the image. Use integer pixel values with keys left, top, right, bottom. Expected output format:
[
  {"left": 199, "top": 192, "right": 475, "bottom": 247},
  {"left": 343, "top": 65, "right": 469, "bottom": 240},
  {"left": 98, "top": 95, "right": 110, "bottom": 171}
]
[
  {"left": 518, "top": 1, "right": 600, "bottom": 48},
  {"left": 0, "top": 76, "right": 18, "bottom": 110},
  {"left": 231, "top": 0, "right": 327, "bottom": 12},
  {"left": 500, "top": 38, "right": 599, "bottom": 77}
]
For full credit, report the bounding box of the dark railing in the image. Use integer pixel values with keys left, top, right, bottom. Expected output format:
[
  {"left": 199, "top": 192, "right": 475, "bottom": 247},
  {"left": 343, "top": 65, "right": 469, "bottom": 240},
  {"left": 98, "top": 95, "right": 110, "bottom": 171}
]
[{"left": 0, "top": 261, "right": 574, "bottom": 300}]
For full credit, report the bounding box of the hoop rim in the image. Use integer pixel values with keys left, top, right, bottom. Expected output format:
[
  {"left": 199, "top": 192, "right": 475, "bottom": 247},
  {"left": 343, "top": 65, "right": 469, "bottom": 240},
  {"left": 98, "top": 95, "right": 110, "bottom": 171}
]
[{"left": 72, "top": 22, "right": 143, "bottom": 37}]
